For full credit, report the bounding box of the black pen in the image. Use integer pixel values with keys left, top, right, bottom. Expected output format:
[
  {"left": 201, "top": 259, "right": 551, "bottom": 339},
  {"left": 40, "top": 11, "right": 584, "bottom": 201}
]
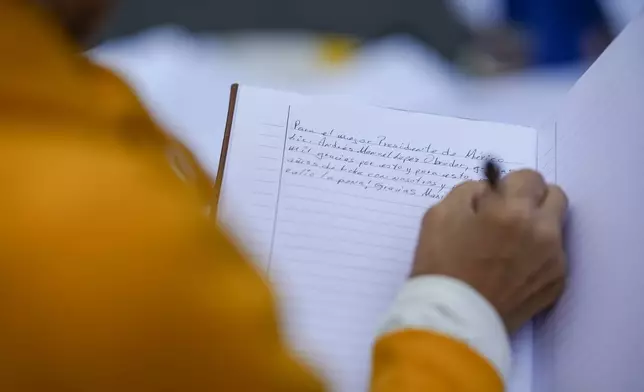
[{"left": 484, "top": 160, "right": 501, "bottom": 190}]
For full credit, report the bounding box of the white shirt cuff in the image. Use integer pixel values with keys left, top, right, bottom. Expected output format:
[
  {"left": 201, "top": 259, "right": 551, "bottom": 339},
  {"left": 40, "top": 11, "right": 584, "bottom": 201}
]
[{"left": 379, "top": 276, "right": 511, "bottom": 383}]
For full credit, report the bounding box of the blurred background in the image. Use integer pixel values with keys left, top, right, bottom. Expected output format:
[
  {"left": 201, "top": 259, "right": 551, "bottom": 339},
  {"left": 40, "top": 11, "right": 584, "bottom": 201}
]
[{"left": 92, "top": 0, "right": 643, "bottom": 176}]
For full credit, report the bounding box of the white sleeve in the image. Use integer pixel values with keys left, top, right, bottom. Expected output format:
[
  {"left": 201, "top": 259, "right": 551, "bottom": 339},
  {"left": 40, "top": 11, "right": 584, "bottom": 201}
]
[{"left": 379, "top": 275, "right": 512, "bottom": 383}]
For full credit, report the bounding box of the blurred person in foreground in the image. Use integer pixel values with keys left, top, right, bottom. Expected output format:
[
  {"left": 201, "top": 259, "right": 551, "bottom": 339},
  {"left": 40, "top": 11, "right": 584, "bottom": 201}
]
[{"left": 0, "top": 1, "right": 568, "bottom": 391}]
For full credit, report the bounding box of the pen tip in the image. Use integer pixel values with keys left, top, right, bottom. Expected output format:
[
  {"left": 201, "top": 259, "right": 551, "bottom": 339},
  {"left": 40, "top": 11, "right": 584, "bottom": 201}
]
[{"left": 484, "top": 160, "right": 500, "bottom": 185}]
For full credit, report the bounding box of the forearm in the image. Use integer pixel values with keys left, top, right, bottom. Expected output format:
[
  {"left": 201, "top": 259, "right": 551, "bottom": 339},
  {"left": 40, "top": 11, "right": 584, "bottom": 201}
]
[{"left": 371, "top": 276, "right": 510, "bottom": 392}]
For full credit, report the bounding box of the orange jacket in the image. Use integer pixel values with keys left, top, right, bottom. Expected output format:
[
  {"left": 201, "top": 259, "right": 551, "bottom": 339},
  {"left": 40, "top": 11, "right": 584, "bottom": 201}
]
[{"left": 0, "top": 1, "right": 503, "bottom": 391}]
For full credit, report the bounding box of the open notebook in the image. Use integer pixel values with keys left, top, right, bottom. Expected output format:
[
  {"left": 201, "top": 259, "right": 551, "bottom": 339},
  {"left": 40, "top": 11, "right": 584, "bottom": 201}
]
[{"left": 216, "top": 12, "right": 644, "bottom": 392}]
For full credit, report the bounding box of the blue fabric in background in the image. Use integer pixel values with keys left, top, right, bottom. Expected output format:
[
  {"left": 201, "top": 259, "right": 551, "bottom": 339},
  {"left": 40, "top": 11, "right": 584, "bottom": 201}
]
[{"left": 506, "top": 0, "right": 606, "bottom": 64}]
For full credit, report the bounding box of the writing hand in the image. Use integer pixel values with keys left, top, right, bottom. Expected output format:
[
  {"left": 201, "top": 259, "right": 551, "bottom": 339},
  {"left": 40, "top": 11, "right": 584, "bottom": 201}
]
[{"left": 411, "top": 170, "right": 568, "bottom": 333}]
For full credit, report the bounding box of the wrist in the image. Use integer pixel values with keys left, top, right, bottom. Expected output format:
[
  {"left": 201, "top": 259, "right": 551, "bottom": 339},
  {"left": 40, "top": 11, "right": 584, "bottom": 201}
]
[{"left": 379, "top": 275, "right": 512, "bottom": 383}]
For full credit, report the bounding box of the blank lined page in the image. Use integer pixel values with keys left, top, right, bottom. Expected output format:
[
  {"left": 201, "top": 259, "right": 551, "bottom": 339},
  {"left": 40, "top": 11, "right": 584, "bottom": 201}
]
[
  {"left": 533, "top": 13, "right": 644, "bottom": 392},
  {"left": 217, "top": 86, "right": 537, "bottom": 392}
]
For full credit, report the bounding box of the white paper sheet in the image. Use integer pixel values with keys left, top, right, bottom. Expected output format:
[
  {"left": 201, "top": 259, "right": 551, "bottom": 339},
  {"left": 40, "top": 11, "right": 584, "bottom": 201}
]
[{"left": 534, "top": 12, "right": 644, "bottom": 392}]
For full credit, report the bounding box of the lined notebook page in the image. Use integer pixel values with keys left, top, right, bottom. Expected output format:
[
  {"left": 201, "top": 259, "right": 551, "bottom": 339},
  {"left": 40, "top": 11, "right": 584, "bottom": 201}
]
[{"left": 217, "top": 86, "right": 537, "bottom": 392}]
